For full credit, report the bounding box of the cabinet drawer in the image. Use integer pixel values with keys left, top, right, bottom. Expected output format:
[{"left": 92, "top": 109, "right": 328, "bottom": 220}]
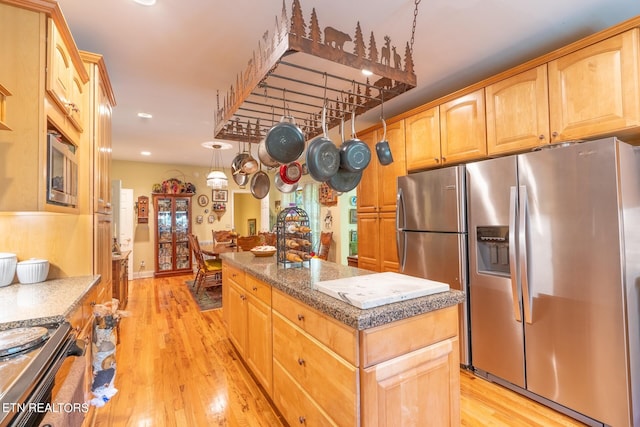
[
  {"left": 245, "top": 274, "right": 271, "bottom": 306},
  {"left": 223, "top": 262, "right": 245, "bottom": 286},
  {"left": 273, "top": 311, "right": 358, "bottom": 426},
  {"left": 273, "top": 359, "right": 339, "bottom": 427},
  {"left": 360, "top": 305, "right": 458, "bottom": 368},
  {"left": 272, "top": 289, "right": 357, "bottom": 365}
]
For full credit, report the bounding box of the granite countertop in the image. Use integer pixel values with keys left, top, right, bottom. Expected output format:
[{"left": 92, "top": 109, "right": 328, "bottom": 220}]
[
  {"left": 112, "top": 250, "right": 131, "bottom": 262},
  {"left": 221, "top": 253, "right": 465, "bottom": 330},
  {"left": 0, "top": 275, "right": 101, "bottom": 331}
]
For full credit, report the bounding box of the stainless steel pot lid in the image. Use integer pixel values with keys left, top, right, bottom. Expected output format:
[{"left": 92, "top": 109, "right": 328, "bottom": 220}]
[{"left": 0, "top": 326, "right": 49, "bottom": 357}]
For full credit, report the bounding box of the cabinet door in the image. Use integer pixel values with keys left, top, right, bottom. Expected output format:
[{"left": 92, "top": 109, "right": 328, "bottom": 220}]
[
  {"left": 155, "top": 197, "right": 174, "bottom": 273},
  {"left": 357, "top": 213, "right": 380, "bottom": 272},
  {"left": 361, "top": 337, "right": 460, "bottom": 427},
  {"left": 548, "top": 29, "right": 640, "bottom": 141},
  {"left": 227, "top": 281, "right": 247, "bottom": 356},
  {"left": 47, "top": 21, "right": 72, "bottom": 111},
  {"left": 405, "top": 107, "right": 441, "bottom": 171},
  {"left": 357, "top": 129, "right": 378, "bottom": 213},
  {"left": 440, "top": 89, "right": 487, "bottom": 164},
  {"left": 246, "top": 294, "right": 273, "bottom": 396},
  {"left": 486, "top": 65, "right": 549, "bottom": 154},
  {"left": 379, "top": 211, "right": 399, "bottom": 272},
  {"left": 94, "top": 74, "right": 112, "bottom": 213},
  {"left": 94, "top": 214, "right": 112, "bottom": 302},
  {"left": 378, "top": 120, "right": 406, "bottom": 212}
]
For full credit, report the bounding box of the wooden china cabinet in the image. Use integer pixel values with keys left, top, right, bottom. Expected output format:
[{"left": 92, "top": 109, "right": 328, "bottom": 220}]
[{"left": 152, "top": 193, "right": 193, "bottom": 277}]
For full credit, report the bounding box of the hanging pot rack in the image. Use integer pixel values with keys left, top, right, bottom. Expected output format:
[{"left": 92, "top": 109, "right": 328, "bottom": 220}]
[{"left": 214, "top": 0, "right": 419, "bottom": 145}]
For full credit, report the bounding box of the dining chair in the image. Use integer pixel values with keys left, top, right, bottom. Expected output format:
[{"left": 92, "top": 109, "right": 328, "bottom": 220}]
[
  {"left": 212, "top": 229, "right": 234, "bottom": 245},
  {"left": 259, "top": 231, "right": 277, "bottom": 246},
  {"left": 316, "top": 231, "right": 333, "bottom": 261},
  {"left": 236, "top": 235, "right": 262, "bottom": 252},
  {"left": 190, "top": 234, "right": 223, "bottom": 294}
]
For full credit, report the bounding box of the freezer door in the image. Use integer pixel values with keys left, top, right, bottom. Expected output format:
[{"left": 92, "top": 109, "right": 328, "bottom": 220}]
[
  {"left": 400, "top": 230, "right": 470, "bottom": 366},
  {"left": 397, "top": 165, "right": 466, "bottom": 232},
  {"left": 519, "top": 139, "right": 631, "bottom": 426},
  {"left": 467, "top": 156, "right": 525, "bottom": 387}
]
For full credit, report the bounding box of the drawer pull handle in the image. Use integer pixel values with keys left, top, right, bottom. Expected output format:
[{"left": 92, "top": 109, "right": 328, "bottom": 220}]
[
  {"left": 297, "top": 358, "right": 305, "bottom": 366},
  {"left": 298, "top": 416, "right": 306, "bottom": 424},
  {"left": 297, "top": 314, "right": 304, "bottom": 321},
  {"left": 252, "top": 286, "right": 258, "bottom": 291}
]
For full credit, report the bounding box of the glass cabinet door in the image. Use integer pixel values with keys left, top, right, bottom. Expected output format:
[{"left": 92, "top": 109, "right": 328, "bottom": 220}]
[
  {"left": 174, "top": 198, "right": 190, "bottom": 270},
  {"left": 153, "top": 194, "right": 193, "bottom": 276},
  {"left": 156, "top": 197, "right": 173, "bottom": 272}
]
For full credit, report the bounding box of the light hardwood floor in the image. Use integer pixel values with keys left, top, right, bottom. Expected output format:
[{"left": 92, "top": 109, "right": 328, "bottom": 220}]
[{"left": 95, "top": 274, "right": 586, "bottom": 427}]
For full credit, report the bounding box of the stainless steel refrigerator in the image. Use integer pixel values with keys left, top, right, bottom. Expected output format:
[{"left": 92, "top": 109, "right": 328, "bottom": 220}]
[
  {"left": 467, "top": 137, "right": 640, "bottom": 426},
  {"left": 397, "top": 165, "right": 470, "bottom": 367}
]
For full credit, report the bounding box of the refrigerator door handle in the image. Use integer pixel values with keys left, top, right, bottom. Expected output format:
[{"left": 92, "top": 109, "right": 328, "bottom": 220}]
[
  {"left": 509, "top": 186, "right": 522, "bottom": 322},
  {"left": 396, "top": 188, "right": 406, "bottom": 268},
  {"left": 519, "top": 185, "right": 532, "bottom": 324}
]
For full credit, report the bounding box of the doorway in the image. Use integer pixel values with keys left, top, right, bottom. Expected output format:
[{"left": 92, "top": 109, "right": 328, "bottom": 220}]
[{"left": 231, "top": 190, "right": 266, "bottom": 236}]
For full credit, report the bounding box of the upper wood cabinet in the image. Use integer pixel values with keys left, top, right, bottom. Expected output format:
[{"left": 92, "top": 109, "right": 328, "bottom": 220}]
[
  {"left": 548, "top": 28, "right": 640, "bottom": 141},
  {"left": 440, "top": 88, "right": 487, "bottom": 164},
  {"left": 485, "top": 65, "right": 550, "bottom": 155},
  {"left": 356, "top": 129, "right": 378, "bottom": 213},
  {"left": 405, "top": 106, "right": 441, "bottom": 171},
  {"left": 47, "top": 19, "right": 85, "bottom": 134},
  {"left": 81, "top": 52, "right": 115, "bottom": 214},
  {"left": 378, "top": 120, "right": 406, "bottom": 211}
]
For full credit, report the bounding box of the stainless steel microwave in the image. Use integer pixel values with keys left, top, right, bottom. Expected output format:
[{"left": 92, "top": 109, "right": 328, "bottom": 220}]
[{"left": 47, "top": 132, "right": 78, "bottom": 207}]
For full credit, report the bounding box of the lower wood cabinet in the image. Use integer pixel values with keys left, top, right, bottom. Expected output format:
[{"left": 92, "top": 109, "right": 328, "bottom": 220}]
[
  {"left": 357, "top": 211, "right": 399, "bottom": 273},
  {"left": 224, "top": 266, "right": 461, "bottom": 427},
  {"left": 112, "top": 251, "right": 130, "bottom": 310}
]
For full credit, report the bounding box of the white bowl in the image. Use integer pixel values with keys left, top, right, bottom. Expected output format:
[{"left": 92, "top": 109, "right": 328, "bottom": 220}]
[
  {"left": 16, "top": 259, "right": 50, "bottom": 284},
  {"left": 0, "top": 253, "right": 17, "bottom": 287}
]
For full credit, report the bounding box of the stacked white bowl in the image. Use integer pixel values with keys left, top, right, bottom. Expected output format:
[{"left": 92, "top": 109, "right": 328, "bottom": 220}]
[
  {"left": 16, "top": 259, "right": 50, "bottom": 284},
  {"left": 0, "top": 253, "right": 17, "bottom": 287}
]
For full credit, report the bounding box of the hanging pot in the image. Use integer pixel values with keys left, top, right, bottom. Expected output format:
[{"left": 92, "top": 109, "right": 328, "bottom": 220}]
[
  {"left": 279, "top": 161, "right": 302, "bottom": 185},
  {"left": 233, "top": 171, "right": 249, "bottom": 187},
  {"left": 250, "top": 169, "right": 270, "bottom": 199},
  {"left": 258, "top": 138, "right": 280, "bottom": 168},
  {"left": 339, "top": 110, "right": 371, "bottom": 172},
  {"left": 265, "top": 115, "right": 305, "bottom": 164},
  {"left": 231, "top": 145, "right": 249, "bottom": 176},
  {"left": 306, "top": 102, "right": 339, "bottom": 182},
  {"left": 375, "top": 118, "right": 393, "bottom": 165},
  {"left": 240, "top": 142, "right": 259, "bottom": 174},
  {"left": 274, "top": 173, "right": 298, "bottom": 193},
  {"left": 327, "top": 166, "right": 362, "bottom": 193}
]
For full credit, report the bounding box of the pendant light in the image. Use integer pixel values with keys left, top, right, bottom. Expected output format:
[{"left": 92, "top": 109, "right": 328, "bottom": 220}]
[{"left": 206, "top": 143, "right": 228, "bottom": 189}]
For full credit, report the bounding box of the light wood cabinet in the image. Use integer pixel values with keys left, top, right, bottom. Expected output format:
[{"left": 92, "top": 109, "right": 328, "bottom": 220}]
[
  {"left": 357, "top": 211, "right": 399, "bottom": 273},
  {"left": 47, "top": 19, "right": 85, "bottom": 134},
  {"left": 81, "top": 52, "right": 115, "bottom": 215},
  {"left": 356, "top": 122, "right": 405, "bottom": 272},
  {"left": 227, "top": 268, "right": 461, "bottom": 427},
  {"left": 548, "top": 28, "right": 640, "bottom": 142},
  {"left": 153, "top": 194, "right": 193, "bottom": 277},
  {"left": 405, "top": 106, "right": 441, "bottom": 171},
  {"left": 226, "top": 271, "right": 273, "bottom": 395},
  {"left": 485, "top": 65, "right": 550, "bottom": 154},
  {"left": 440, "top": 88, "right": 487, "bottom": 163},
  {"left": 112, "top": 251, "right": 130, "bottom": 310},
  {"left": 94, "top": 214, "right": 112, "bottom": 303}
]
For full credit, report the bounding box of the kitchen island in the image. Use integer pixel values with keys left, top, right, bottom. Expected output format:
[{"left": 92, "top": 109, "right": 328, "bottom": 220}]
[{"left": 221, "top": 252, "right": 465, "bottom": 427}]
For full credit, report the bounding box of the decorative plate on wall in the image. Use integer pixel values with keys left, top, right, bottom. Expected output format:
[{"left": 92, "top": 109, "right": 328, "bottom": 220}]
[{"left": 197, "top": 194, "right": 209, "bottom": 207}]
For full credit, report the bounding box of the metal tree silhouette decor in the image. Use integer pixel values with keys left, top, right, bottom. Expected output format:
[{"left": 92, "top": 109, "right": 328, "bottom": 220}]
[{"left": 214, "top": 0, "right": 418, "bottom": 144}]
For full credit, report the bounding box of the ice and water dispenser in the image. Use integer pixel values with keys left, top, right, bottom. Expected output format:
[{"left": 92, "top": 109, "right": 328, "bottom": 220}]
[{"left": 476, "top": 226, "right": 510, "bottom": 276}]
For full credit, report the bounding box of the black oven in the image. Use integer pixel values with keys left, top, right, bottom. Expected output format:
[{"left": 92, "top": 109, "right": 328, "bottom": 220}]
[{"left": 0, "top": 322, "right": 83, "bottom": 427}]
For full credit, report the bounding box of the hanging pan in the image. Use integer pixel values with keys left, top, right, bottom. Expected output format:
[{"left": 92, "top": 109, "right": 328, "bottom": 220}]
[
  {"left": 240, "top": 142, "right": 258, "bottom": 174},
  {"left": 264, "top": 90, "right": 305, "bottom": 163},
  {"left": 306, "top": 100, "right": 339, "bottom": 182},
  {"left": 274, "top": 173, "right": 298, "bottom": 193},
  {"left": 375, "top": 92, "right": 393, "bottom": 165},
  {"left": 340, "top": 109, "right": 371, "bottom": 172},
  {"left": 250, "top": 163, "right": 270, "bottom": 199},
  {"left": 328, "top": 116, "right": 362, "bottom": 193}
]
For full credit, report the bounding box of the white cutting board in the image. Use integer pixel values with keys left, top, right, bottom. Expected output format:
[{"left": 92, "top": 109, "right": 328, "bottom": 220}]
[{"left": 314, "top": 272, "right": 449, "bottom": 309}]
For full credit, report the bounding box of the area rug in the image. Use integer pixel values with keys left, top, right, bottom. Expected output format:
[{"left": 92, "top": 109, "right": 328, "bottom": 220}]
[{"left": 185, "top": 280, "right": 222, "bottom": 311}]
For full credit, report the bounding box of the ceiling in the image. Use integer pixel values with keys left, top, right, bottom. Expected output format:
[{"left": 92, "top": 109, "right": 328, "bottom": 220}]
[{"left": 56, "top": 0, "right": 640, "bottom": 168}]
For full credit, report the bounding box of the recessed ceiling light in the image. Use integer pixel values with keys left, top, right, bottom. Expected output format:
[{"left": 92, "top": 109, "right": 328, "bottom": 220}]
[
  {"left": 133, "top": 0, "right": 156, "bottom": 6},
  {"left": 137, "top": 112, "right": 153, "bottom": 119},
  {"left": 141, "top": 151, "right": 151, "bottom": 156},
  {"left": 361, "top": 69, "right": 373, "bottom": 76}
]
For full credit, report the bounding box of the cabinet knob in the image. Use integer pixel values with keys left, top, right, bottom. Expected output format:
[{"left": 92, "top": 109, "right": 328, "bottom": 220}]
[
  {"left": 551, "top": 131, "right": 559, "bottom": 139},
  {"left": 442, "top": 157, "right": 447, "bottom": 162},
  {"left": 298, "top": 416, "right": 306, "bottom": 424},
  {"left": 434, "top": 158, "right": 440, "bottom": 163},
  {"left": 538, "top": 134, "right": 545, "bottom": 140},
  {"left": 252, "top": 286, "right": 258, "bottom": 292},
  {"left": 297, "top": 314, "right": 304, "bottom": 321},
  {"left": 297, "top": 358, "right": 305, "bottom": 366}
]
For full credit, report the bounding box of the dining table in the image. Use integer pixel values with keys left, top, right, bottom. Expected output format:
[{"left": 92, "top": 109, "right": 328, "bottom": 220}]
[{"left": 200, "top": 243, "right": 240, "bottom": 257}]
